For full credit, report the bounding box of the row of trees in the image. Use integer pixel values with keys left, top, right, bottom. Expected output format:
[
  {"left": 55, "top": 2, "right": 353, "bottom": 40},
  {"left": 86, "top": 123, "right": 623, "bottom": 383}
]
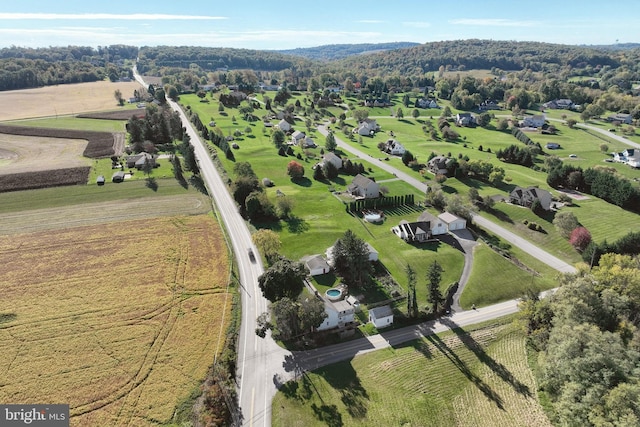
[{"left": 126, "top": 104, "right": 183, "bottom": 151}]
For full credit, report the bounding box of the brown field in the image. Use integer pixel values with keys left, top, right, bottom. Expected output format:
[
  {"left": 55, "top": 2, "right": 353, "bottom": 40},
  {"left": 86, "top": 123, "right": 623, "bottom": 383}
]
[
  {"left": 0, "top": 133, "right": 90, "bottom": 175},
  {"left": 0, "top": 81, "right": 145, "bottom": 121},
  {"left": 0, "top": 214, "right": 232, "bottom": 426}
]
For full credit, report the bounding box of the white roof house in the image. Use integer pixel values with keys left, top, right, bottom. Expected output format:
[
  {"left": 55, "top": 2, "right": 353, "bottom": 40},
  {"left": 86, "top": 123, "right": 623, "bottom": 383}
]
[
  {"left": 321, "top": 152, "right": 343, "bottom": 170},
  {"left": 303, "top": 254, "right": 331, "bottom": 276},
  {"left": 369, "top": 305, "right": 394, "bottom": 329},
  {"left": 353, "top": 119, "right": 379, "bottom": 136},
  {"left": 347, "top": 174, "right": 380, "bottom": 199}
]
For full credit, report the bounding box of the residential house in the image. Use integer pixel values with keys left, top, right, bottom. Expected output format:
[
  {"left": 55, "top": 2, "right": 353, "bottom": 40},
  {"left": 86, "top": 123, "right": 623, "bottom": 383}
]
[
  {"left": 522, "top": 114, "right": 546, "bottom": 128},
  {"left": 384, "top": 139, "right": 406, "bottom": 156},
  {"left": 301, "top": 137, "right": 316, "bottom": 148},
  {"left": 347, "top": 174, "right": 380, "bottom": 199},
  {"left": 418, "top": 211, "right": 447, "bottom": 236},
  {"left": 416, "top": 98, "right": 439, "bottom": 109},
  {"left": 353, "top": 119, "right": 380, "bottom": 137},
  {"left": 318, "top": 299, "right": 356, "bottom": 331},
  {"left": 303, "top": 255, "right": 331, "bottom": 276},
  {"left": 321, "top": 152, "right": 343, "bottom": 170},
  {"left": 276, "top": 119, "right": 291, "bottom": 133},
  {"left": 427, "top": 156, "right": 455, "bottom": 176},
  {"left": 456, "top": 113, "right": 475, "bottom": 127},
  {"left": 607, "top": 113, "right": 633, "bottom": 125},
  {"left": 543, "top": 99, "right": 574, "bottom": 110},
  {"left": 369, "top": 305, "right": 394, "bottom": 329},
  {"left": 126, "top": 152, "right": 157, "bottom": 170},
  {"left": 291, "top": 130, "right": 306, "bottom": 144},
  {"left": 391, "top": 220, "right": 431, "bottom": 242},
  {"left": 509, "top": 186, "right": 552, "bottom": 211},
  {"left": 619, "top": 149, "right": 640, "bottom": 168},
  {"left": 365, "top": 242, "right": 379, "bottom": 262},
  {"left": 438, "top": 212, "right": 467, "bottom": 231},
  {"left": 479, "top": 99, "right": 501, "bottom": 111}
]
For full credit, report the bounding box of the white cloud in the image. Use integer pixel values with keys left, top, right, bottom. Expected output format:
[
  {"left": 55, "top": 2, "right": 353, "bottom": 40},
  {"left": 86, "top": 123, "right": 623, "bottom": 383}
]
[
  {"left": 449, "top": 18, "right": 539, "bottom": 27},
  {"left": 402, "top": 21, "right": 430, "bottom": 29},
  {"left": 0, "top": 13, "right": 227, "bottom": 20}
]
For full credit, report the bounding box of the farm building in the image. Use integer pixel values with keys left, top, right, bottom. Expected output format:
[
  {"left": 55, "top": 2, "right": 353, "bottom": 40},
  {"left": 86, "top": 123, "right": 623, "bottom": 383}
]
[
  {"left": 112, "top": 171, "right": 125, "bottom": 183},
  {"left": 438, "top": 212, "right": 467, "bottom": 231}
]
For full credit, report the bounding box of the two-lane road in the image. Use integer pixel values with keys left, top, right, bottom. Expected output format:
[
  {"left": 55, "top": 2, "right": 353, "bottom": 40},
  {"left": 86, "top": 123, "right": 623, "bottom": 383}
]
[{"left": 133, "top": 67, "right": 287, "bottom": 426}]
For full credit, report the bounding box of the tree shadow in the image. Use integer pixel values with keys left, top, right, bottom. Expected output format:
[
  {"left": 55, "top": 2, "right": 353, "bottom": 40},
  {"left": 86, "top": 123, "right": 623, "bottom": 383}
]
[
  {"left": 189, "top": 175, "right": 209, "bottom": 195},
  {"left": 424, "top": 332, "right": 505, "bottom": 409},
  {"left": 311, "top": 403, "right": 343, "bottom": 427},
  {"left": 145, "top": 177, "right": 158, "bottom": 191},
  {"left": 286, "top": 216, "right": 310, "bottom": 234},
  {"left": 318, "top": 362, "right": 369, "bottom": 419},
  {"left": 292, "top": 177, "right": 312, "bottom": 187},
  {"left": 440, "top": 318, "right": 532, "bottom": 398}
]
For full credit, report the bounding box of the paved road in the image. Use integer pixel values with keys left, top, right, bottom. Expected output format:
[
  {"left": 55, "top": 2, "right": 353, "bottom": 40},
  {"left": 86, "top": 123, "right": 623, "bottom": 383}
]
[{"left": 133, "top": 68, "right": 288, "bottom": 426}]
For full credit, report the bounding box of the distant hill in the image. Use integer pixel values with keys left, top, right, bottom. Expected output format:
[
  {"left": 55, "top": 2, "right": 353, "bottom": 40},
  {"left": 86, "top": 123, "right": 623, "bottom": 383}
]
[
  {"left": 586, "top": 43, "right": 640, "bottom": 51},
  {"left": 277, "top": 42, "right": 421, "bottom": 61}
]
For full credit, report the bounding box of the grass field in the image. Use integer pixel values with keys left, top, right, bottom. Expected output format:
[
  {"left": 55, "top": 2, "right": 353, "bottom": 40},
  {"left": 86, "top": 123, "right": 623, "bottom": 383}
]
[
  {"left": 0, "top": 214, "right": 231, "bottom": 426},
  {"left": 273, "top": 317, "right": 551, "bottom": 427},
  {"left": 0, "top": 80, "right": 145, "bottom": 121}
]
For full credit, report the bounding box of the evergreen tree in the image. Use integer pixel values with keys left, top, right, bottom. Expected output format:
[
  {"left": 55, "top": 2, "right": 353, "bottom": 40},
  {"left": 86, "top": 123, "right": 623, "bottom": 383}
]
[{"left": 426, "top": 260, "right": 444, "bottom": 314}]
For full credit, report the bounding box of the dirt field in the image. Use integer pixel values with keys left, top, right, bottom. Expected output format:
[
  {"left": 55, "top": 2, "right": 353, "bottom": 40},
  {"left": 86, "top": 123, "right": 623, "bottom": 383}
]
[
  {"left": 0, "top": 214, "right": 231, "bottom": 426},
  {"left": 0, "top": 80, "right": 144, "bottom": 121},
  {"left": 0, "top": 133, "right": 90, "bottom": 175}
]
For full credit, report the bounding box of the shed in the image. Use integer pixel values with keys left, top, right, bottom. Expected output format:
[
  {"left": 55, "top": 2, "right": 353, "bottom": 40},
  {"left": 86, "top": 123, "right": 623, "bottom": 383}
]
[
  {"left": 304, "top": 255, "right": 331, "bottom": 276},
  {"left": 369, "top": 305, "right": 394, "bottom": 329},
  {"left": 112, "top": 171, "right": 125, "bottom": 183}
]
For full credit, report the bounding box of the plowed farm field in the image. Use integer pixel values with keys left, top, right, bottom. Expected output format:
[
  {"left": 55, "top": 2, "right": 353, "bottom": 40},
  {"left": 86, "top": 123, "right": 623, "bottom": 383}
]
[{"left": 0, "top": 214, "right": 232, "bottom": 426}]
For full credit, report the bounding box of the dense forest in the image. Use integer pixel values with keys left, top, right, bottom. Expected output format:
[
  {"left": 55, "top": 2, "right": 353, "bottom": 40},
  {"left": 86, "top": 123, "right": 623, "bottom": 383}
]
[
  {"left": 0, "top": 45, "right": 138, "bottom": 91},
  {"left": 277, "top": 42, "right": 420, "bottom": 60}
]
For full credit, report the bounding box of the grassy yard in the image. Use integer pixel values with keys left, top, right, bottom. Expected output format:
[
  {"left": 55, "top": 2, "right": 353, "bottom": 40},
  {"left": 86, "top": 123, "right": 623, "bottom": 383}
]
[
  {"left": 4, "top": 115, "right": 128, "bottom": 132},
  {"left": 273, "top": 317, "right": 551, "bottom": 427}
]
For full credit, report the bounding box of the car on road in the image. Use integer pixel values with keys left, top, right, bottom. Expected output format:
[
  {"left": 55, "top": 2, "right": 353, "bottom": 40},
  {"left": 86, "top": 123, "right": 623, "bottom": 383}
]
[{"left": 248, "top": 248, "right": 255, "bottom": 262}]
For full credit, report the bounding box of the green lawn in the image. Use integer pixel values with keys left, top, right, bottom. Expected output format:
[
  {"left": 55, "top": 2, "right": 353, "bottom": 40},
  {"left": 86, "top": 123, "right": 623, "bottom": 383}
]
[
  {"left": 0, "top": 178, "right": 197, "bottom": 213},
  {"left": 460, "top": 243, "right": 556, "bottom": 308},
  {"left": 273, "top": 316, "right": 551, "bottom": 427},
  {"left": 4, "top": 116, "right": 128, "bottom": 132}
]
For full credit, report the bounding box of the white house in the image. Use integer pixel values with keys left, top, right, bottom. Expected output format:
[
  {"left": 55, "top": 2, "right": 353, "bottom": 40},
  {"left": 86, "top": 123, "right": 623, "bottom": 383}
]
[
  {"left": 303, "top": 254, "right": 331, "bottom": 276},
  {"left": 438, "top": 212, "right": 467, "bottom": 231},
  {"left": 369, "top": 305, "right": 394, "bottom": 329},
  {"left": 456, "top": 113, "right": 475, "bottom": 127},
  {"left": 391, "top": 220, "right": 431, "bottom": 242},
  {"left": 353, "top": 119, "right": 380, "bottom": 136},
  {"left": 347, "top": 174, "right": 380, "bottom": 199},
  {"left": 623, "top": 149, "right": 640, "bottom": 168},
  {"left": 417, "top": 98, "right": 439, "bottom": 109},
  {"left": 418, "top": 211, "right": 447, "bottom": 236},
  {"left": 522, "top": 114, "right": 546, "bottom": 128},
  {"left": 318, "top": 299, "right": 356, "bottom": 331},
  {"left": 384, "top": 139, "right": 406, "bottom": 156},
  {"left": 277, "top": 119, "right": 291, "bottom": 132}
]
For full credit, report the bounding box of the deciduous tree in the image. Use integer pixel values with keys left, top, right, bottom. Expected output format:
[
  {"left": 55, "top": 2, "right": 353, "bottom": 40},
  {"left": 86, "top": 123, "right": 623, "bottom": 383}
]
[{"left": 258, "top": 257, "right": 305, "bottom": 302}]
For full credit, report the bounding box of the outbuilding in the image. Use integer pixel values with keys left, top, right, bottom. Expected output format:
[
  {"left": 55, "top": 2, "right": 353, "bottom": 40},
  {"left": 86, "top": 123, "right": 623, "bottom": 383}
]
[{"left": 369, "top": 305, "right": 394, "bottom": 329}]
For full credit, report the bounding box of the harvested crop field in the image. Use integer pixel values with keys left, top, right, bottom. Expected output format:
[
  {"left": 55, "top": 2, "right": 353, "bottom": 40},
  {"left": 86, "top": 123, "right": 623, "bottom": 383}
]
[
  {"left": 0, "top": 133, "right": 90, "bottom": 175},
  {"left": 0, "top": 124, "right": 120, "bottom": 158},
  {"left": 0, "top": 80, "right": 144, "bottom": 121},
  {"left": 0, "top": 215, "right": 231, "bottom": 426},
  {"left": 0, "top": 194, "right": 212, "bottom": 235}
]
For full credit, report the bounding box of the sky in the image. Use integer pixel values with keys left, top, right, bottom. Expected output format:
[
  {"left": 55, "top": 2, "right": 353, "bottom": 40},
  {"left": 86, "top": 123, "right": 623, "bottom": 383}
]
[{"left": 1, "top": 0, "right": 639, "bottom": 50}]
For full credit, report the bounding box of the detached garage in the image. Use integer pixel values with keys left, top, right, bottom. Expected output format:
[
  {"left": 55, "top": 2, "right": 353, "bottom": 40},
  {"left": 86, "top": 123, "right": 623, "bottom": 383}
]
[{"left": 438, "top": 212, "right": 467, "bottom": 231}]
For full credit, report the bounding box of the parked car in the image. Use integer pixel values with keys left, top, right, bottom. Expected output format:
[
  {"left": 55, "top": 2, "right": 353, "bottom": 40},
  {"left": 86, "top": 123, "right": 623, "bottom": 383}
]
[
  {"left": 569, "top": 154, "right": 577, "bottom": 158},
  {"left": 97, "top": 175, "right": 105, "bottom": 185}
]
